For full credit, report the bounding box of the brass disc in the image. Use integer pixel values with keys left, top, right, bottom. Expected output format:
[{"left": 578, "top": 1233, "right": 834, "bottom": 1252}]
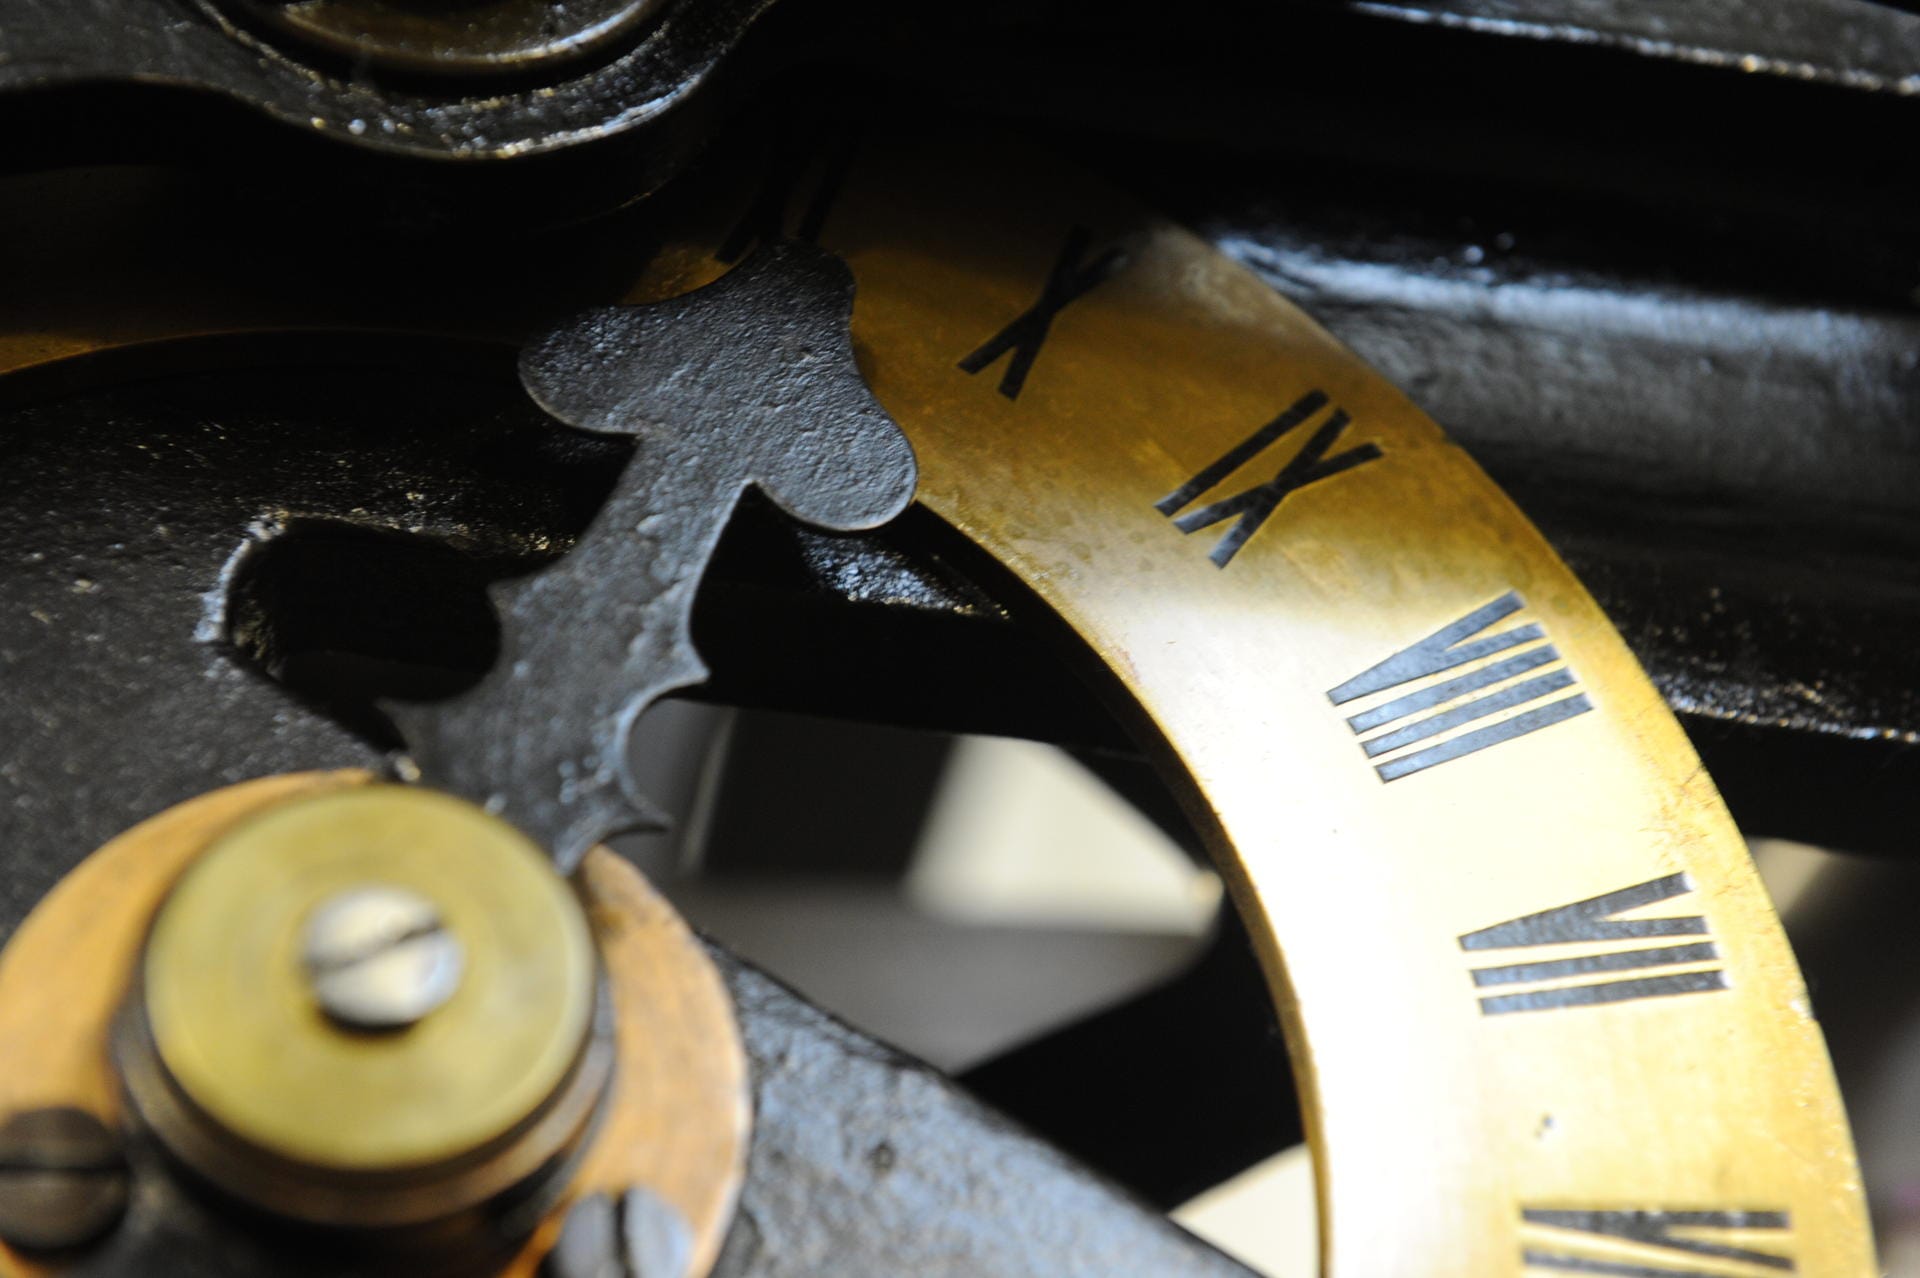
[{"left": 141, "top": 784, "right": 595, "bottom": 1173}]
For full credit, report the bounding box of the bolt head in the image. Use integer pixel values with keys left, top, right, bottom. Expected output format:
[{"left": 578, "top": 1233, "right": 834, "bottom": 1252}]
[
  {"left": 545, "top": 1192, "right": 619, "bottom": 1278},
  {"left": 543, "top": 1188, "right": 693, "bottom": 1278},
  {"left": 0, "top": 1107, "right": 128, "bottom": 1252},
  {"left": 622, "top": 1185, "right": 693, "bottom": 1278},
  {"left": 301, "top": 884, "right": 465, "bottom": 1031}
]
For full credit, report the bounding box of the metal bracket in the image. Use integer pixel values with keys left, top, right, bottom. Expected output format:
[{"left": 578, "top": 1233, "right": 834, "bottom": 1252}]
[{"left": 388, "top": 243, "right": 918, "bottom": 869}]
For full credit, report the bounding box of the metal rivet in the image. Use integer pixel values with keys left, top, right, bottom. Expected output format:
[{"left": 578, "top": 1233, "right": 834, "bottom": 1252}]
[
  {"left": 301, "top": 884, "right": 464, "bottom": 1031},
  {"left": 545, "top": 1193, "right": 618, "bottom": 1278},
  {"left": 544, "top": 1189, "right": 693, "bottom": 1278},
  {"left": 0, "top": 1107, "right": 129, "bottom": 1252},
  {"left": 621, "top": 1185, "right": 693, "bottom": 1278}
]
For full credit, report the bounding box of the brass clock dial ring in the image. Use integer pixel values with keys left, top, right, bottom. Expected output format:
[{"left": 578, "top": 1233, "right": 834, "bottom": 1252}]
[{"left": 616, "top": 132, "right": 1877, "bottom": 1274}]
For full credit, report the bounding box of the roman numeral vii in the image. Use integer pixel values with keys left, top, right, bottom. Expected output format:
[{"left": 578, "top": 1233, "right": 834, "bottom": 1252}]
[{"left": 1462, "top": 874, "right": 1729, "bottom": 1016}]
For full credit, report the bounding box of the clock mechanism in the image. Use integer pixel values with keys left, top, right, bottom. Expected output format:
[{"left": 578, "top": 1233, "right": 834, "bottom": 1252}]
[{"left": 0, "top": 3, "right": 1914, "bottom": 1275}]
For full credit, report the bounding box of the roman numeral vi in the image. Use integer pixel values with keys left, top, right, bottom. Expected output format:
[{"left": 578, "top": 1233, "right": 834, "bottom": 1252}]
[{"left": 1462, "top": 874, "right": 1728, "bottom": 1016}]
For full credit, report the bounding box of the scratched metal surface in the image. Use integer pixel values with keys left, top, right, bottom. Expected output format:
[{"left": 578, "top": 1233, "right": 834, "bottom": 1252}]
[
  {"left": 0, "top": 0, "right": 774, "bottom": 162},
  {"left": 392, "top": 246, "right": 916, "bottom": 870},
  {"left": 1341, "top": 0, "right": 1920, "bottom": 95},
  {"left": 709, "top": 957, "right": 1254, "bottom": 1278}
]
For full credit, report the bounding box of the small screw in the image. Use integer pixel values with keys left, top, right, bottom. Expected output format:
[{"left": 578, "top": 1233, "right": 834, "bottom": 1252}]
[
  {"left": 301, "top": 884, "right": 465, "bottom": 1032},
  {"left": 0, "top": 1107, "right": 129, "bottom": 1252},
  {"left": 544, "top": 1188, "right": 693, "bottom": 1278}
]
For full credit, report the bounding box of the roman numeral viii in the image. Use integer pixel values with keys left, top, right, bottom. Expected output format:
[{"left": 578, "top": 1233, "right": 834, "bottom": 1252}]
[
  {"left": 1462, "top": 874, "right": 1728, "bottom": 1016},
  {"left": 1522, "top": 1207, "right": 1794, "bottom": 1274},
  {"left": 1155, "top": 389, "right": 1383, "bottom": 567},
  {"left": 1328, "top": 591, "right": 1591, "bottom": 781}
]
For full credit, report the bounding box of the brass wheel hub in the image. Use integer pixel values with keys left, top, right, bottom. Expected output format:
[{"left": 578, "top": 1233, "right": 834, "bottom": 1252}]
[{"left": 0, "top": 773, "right": 748, "bottom": 1275}]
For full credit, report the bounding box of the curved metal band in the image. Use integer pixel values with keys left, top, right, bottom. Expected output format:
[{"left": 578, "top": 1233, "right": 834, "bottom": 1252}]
[{"left": 619, "top": 133, "right": 1874, "bottom": 1275}]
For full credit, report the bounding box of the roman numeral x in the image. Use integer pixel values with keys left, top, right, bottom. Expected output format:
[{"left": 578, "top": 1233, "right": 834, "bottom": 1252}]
[{"left": 959, "top": 225, "right": 1126, "bottom": 400}]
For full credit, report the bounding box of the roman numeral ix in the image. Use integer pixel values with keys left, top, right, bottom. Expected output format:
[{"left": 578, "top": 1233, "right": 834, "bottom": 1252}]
[
  {"left": 1522, "top": 1208, "right": 1794, "bottom": 1275},
  {"left": 1327, "top": 591, "right": 1591, "bottom": 781},
  {"left": 1155, "top": 389, "right": 1383, "bottom": 567},
  {"left": 1462, "top": 874, "right": 1728, "bottom": 1016},
  {"left": 959, "top": 225, "right": 1126, "bottom": 400}
]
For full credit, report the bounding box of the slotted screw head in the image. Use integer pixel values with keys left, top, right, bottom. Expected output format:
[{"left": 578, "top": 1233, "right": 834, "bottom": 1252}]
[
  {"left": 0, "top": 1107, "right": 129, "bottom": 1252},
  {"left": 301, "top": 884, "right": 465, "bottom": 1031}
]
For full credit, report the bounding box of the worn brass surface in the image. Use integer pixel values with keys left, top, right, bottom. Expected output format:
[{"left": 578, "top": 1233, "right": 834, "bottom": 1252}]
[
  {"left": 117, "top": 967, "right": 613, "bottom": 1230},
  {"left": 0, "top": 772, "right": 349, "bottom": 1278},
  {"left": 0, "top": 132, "right": 1878, "bottom": 1273},
  {"left": 501, "top": 845, "right": 750, "bottom": 1278},
  {"left": 0, "top": 772, "right": 344, "bottom": 1133},
  {"left": 142, "top": 784, "right": 594, "bottom": 1173},
  {"left": 0, "top": 774, "right": 748, "bottom": 1275}
]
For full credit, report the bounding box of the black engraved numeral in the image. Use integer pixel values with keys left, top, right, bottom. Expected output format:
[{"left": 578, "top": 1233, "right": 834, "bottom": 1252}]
[
  {"left": 1522, "top": 1208, "right": 1794, "bottom": 1274},
  {"left": 1462, "top": 874, "right": 1728, "bottom": 1016},
  {"left": 959, "top": 226, "right": 1126, "bottom": 400},
  {"left": 1155, "top": 389, "right": 1383, "bottom": 567},
  {"left": 1328, "top": 591, "right": 1592, "bottom": 780},
  {"left": 717, "top": 131, "right": 860, "bottom": 265}
]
